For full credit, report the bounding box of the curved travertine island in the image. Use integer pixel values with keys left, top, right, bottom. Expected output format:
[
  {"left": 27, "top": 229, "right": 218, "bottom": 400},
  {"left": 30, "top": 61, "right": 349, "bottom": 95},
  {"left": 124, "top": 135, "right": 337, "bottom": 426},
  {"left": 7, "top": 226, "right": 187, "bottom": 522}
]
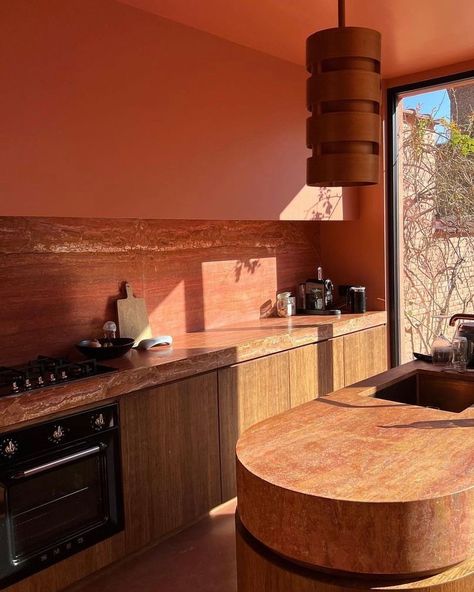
[{"left": 236, "top": 363, "right": 474, "bottom": 591}]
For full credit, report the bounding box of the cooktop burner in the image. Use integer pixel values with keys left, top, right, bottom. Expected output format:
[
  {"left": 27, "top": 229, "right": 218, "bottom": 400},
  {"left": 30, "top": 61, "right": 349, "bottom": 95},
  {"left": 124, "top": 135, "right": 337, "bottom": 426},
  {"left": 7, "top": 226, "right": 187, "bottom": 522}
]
[{"left": 0, "top": 356, "right": 116, "bottom": 398}]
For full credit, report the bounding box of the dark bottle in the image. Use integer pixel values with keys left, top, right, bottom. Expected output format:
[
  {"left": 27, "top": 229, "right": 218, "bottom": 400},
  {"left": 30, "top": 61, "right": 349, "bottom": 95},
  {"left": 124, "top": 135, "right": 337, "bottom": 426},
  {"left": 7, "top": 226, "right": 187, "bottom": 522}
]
[{"left": 348, "top": 286, "right": 366, "bottom": 313}]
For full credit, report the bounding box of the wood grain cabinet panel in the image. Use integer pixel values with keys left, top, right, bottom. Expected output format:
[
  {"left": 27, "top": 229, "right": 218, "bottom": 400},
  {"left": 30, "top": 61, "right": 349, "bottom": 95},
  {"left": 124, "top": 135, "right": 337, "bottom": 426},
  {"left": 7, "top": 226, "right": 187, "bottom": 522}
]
[
  {"left": 219, "top": 352, "right": 290, "bottom": 501},
  {"left": 317, "top": 337, "right": 345, "bottom": 395},
  {"left": 120, "top": 371, "right": 221, "bottom": 553},
  {"left": 289, "top": 339, "right": 345, "bottom": 408},
  {"left": 288, "top": 345, "right": 316, "bottom": 407},
  {"left": 343, "top": 325, "right": 388, "bottom": 386}
]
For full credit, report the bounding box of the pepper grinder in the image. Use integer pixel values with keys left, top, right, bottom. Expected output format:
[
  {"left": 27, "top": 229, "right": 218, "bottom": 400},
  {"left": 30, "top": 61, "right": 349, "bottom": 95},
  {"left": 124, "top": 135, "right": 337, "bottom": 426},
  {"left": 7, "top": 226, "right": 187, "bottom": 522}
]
[{"left": 103, "top": 321, "right": 117, "bottom": 348}]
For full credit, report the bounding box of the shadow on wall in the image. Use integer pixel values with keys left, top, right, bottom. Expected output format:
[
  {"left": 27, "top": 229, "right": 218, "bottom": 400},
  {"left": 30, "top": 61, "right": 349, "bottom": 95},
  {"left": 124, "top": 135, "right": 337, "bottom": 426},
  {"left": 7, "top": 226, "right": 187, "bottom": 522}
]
[
  {"left": 234, "top": 259, "right": 261, "bottom": 282},
  {"left": 308, "top": 188, "right": 342, "bottom": 220},
  {"left": 280, "top": 186, "right": 359, "bottom": 221}
]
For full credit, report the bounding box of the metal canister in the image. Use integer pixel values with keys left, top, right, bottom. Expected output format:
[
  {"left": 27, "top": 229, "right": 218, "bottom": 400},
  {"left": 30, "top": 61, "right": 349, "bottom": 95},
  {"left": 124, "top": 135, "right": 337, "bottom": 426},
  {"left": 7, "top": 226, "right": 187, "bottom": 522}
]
[{"left": 348, "top": 286, "right": 366, "bottom": 313}]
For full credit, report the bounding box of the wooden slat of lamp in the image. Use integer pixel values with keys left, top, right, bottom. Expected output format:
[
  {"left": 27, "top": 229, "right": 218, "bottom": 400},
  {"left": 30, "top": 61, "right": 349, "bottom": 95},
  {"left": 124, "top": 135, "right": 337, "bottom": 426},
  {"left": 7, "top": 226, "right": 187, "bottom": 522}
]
[{"left": 306, "top": 0, "right": 381, "bottom": 186}]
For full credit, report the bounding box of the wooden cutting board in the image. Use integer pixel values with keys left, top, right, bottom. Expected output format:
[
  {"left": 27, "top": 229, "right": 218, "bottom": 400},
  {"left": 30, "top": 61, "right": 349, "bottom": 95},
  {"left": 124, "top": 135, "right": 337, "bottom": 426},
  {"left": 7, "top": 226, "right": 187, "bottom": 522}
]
[{"left": 116, "top": 283, "right": 152, "bottom": 345}]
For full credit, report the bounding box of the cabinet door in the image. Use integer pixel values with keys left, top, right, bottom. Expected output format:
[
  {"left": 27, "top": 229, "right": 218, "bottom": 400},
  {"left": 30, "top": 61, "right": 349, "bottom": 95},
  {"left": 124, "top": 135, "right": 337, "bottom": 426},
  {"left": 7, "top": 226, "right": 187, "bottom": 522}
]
[
  {"left": 289, "top": 340, "right": 345, "bottom": 407},
  {"left": 120, "top": 372, "right": 221, "bottom": 553},
  {"left": 219, "top": 352, "right": 290, "bottom": 500},
  {"left": 343, "top": 325, "right": 388, "bottom": 386}
]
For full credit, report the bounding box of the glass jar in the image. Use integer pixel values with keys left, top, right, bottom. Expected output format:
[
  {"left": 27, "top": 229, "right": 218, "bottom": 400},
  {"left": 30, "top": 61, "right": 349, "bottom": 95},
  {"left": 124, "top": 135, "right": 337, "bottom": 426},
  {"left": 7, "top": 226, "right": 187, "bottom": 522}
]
[
  {"left": 276, "top": 292, "right": 295, "bottom": 318},
  {"left": 431, "top": 333, "right": 452, "bottom": 366},
  {"left": 451, "top": 336, "right": 468, "bottom": 372}
]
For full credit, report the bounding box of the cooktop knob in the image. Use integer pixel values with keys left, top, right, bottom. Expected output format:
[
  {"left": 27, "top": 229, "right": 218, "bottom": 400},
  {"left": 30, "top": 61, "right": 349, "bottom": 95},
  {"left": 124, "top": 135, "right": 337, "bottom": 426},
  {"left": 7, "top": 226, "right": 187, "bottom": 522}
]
[
  {"left": 91, "top": 413, "right": 106, "bottom": 431},
  {"left": 1, "top": 438, "right": 19, "bottom": 458},
  {"left": 49, "top": 425, "right": 66, "bottom": 443}
]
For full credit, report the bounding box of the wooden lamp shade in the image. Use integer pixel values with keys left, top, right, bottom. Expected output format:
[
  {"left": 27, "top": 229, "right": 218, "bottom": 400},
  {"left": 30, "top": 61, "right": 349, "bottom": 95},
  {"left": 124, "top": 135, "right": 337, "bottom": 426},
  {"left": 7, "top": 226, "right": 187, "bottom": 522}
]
[{"left": 306, "top": 1, "right": 381, "bottom": 186}]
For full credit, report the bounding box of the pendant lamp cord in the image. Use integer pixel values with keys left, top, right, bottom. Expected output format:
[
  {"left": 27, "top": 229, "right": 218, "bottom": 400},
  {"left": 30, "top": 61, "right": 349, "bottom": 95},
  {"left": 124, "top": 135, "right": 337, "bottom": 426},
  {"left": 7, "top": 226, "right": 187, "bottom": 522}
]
[{"left": 338, "top": 0, "right": 346, "bottom": 27}]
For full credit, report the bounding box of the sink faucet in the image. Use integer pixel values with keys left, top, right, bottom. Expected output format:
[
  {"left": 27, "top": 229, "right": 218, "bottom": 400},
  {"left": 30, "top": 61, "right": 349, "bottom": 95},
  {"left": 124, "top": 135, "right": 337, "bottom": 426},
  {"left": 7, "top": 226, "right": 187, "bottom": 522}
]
[{"left": 449, "top": 313, "right": 474, "bottom": 326}]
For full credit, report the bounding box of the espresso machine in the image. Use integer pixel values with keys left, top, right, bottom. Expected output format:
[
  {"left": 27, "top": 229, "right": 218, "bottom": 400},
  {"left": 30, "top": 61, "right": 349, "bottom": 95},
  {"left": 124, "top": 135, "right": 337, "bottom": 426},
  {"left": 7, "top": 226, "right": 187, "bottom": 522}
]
[{"left": 297, "top": 267, "right": 341, "bottom": 315}]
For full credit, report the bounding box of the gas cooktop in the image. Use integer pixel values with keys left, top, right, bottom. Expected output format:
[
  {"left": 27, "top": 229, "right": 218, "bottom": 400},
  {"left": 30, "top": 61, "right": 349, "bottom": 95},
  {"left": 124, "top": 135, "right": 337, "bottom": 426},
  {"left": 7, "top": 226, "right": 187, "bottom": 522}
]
[{"left": 0, "top": 356, "right": 116, "bottom": 398}]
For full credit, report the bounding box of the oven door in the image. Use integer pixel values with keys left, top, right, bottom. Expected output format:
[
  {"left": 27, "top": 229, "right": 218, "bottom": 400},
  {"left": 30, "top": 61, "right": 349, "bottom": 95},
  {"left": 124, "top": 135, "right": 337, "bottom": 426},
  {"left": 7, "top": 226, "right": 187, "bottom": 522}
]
[{"left": 0, "top": 434, "right": 123, "bottom": 585}]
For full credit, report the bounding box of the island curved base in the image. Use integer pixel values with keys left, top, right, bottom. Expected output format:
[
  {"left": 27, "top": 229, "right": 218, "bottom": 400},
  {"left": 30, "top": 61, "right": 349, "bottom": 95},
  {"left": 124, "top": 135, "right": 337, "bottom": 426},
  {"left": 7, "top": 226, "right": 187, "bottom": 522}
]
[
  {"left": 235, "top": 365, "right": 474, "bottom": 576},
  {"left": 236, "top": 515, "right": 474, "bottom": 592}
]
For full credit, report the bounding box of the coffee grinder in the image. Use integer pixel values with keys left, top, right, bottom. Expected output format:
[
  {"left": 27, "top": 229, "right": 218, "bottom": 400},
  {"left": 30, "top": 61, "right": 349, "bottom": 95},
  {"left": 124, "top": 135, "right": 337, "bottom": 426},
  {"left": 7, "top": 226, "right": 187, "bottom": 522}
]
[{"left": 297, "top": 267, "right": 341, "bottom": 315}]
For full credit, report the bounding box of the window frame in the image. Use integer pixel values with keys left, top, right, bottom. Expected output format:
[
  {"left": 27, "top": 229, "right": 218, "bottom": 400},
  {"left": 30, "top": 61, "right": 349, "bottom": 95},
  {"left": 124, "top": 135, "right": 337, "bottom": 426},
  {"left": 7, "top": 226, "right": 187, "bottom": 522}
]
[{"left": 386, "top": 69, "right": 474, "bottom": 367}]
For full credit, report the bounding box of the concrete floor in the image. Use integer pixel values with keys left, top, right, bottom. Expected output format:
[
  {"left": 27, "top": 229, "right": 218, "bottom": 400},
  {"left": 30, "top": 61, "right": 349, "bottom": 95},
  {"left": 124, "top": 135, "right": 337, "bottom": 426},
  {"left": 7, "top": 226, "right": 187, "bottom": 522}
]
[{"left": 70, "top": 500, "right": 237, "bottom": 592}]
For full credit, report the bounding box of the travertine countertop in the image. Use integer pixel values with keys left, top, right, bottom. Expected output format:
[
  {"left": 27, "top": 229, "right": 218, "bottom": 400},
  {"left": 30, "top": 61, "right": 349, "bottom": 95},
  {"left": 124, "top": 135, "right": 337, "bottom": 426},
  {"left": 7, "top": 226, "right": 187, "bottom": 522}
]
[
  {"left": 236, "top": 361, "right": 474, "bottom": 577},
  {"left": 0, "top": 311, "right": 386, "bottom": 430}
]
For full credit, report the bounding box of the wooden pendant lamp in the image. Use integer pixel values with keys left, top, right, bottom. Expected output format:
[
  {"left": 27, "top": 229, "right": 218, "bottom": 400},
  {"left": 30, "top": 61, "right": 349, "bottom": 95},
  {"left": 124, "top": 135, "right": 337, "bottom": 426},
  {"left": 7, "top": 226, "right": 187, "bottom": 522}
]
[{"left": 306, "top": 0, "right": 381, "bottom": 186}]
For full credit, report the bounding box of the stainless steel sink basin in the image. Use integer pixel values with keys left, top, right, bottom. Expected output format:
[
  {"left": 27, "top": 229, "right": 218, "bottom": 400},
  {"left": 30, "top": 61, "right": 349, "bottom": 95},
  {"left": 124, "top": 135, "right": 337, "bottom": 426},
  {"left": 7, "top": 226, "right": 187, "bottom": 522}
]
[{"left": 373, "top": 372, "right": 474, "bottom": 413}]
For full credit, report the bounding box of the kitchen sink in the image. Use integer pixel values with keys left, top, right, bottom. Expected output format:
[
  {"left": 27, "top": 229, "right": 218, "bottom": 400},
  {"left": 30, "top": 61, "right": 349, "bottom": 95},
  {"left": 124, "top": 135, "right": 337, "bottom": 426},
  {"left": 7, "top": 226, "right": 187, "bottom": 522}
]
[{"left": 372, "top": 372, "right": 474, "bottom": 413}]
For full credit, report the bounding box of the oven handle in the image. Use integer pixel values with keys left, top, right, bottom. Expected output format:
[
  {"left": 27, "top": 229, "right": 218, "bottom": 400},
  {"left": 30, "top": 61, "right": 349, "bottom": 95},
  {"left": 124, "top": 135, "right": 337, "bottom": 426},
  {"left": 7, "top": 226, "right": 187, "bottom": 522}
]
[{"left": 11, "top": 444, "right": 106, "bottom": 480}]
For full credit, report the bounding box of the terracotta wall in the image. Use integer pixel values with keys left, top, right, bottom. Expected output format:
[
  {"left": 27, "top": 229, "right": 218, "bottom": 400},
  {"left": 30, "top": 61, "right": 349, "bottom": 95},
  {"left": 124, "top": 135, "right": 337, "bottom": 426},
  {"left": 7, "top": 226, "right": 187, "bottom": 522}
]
[
  {"left": 0, "top": 217, "right": 320, "bottom": 366},
  {"left": 320, "top": 183, "right": 386, "bottom": 312},
  {"left": 0, "top": 0, "right": 312, "bottom": 221}
]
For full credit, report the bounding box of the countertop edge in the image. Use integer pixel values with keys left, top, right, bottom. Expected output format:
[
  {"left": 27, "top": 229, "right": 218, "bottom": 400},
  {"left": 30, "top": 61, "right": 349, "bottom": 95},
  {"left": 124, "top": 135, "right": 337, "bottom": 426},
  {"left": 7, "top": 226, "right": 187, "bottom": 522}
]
[{"left": 0, "top": 312, "right": 386, "bottom": 430}]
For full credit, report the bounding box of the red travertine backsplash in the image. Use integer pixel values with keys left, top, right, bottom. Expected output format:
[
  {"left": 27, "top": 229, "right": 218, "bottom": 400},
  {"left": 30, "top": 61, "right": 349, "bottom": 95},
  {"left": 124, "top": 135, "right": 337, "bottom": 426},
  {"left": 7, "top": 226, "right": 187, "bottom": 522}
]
[{"left": 0, "top": 217, "right": 320, "bottom": 365}]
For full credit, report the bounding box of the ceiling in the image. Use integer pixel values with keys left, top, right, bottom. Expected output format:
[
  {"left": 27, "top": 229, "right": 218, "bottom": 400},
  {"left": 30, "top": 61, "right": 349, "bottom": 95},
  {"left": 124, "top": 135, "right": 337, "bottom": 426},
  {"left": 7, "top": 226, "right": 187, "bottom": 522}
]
[{"left": 118, "top": 0, "right": 474, "bottom": 79}]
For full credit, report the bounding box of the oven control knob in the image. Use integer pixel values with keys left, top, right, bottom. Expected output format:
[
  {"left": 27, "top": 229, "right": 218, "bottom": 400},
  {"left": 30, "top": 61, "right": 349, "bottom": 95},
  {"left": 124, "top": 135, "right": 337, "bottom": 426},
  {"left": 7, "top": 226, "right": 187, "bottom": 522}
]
[
  {"left": 1, "top": 438, "right": 19, "bottom": 458},
  {"left": 91, "top": 413, "right": 106, "bottom": 431},
  {"left": 49, "top": 425, "right": 66, "bottom": 443}
]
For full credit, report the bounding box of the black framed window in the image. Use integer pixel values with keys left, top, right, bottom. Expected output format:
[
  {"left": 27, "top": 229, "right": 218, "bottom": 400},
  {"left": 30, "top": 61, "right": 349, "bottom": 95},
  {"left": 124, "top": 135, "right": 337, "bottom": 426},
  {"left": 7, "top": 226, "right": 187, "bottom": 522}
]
[{"left": 387, "top": 70, "right": 474, "bottom": 366}]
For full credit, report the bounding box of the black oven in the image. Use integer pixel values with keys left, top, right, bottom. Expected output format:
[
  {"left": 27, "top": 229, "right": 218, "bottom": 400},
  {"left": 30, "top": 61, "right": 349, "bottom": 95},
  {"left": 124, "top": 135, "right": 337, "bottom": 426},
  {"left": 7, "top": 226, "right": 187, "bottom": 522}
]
[{"left": 0, "top": 404, "right": 123, "bottom": 588}]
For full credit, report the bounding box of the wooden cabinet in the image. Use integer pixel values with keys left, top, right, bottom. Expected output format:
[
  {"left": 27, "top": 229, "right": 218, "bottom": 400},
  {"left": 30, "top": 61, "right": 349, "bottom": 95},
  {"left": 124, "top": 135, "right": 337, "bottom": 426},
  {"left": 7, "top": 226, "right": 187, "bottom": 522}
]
[
  {"left": 289, "top": 327, "right": 387, "bottom": 407},
  {"left": 343, "top": 325, "right": 388, "bottom": 386},
  {"left": 218, "top": 352, "right": 291, "bottom": 500},
  {"left": 289, "top": 339, "right": 345, "bottom": 408},
  {"left": 120, "top": 371, "right": 221, "bottom": 552},
  {"left": 4, "top": 324, "right": 388, "bottom": 592}
]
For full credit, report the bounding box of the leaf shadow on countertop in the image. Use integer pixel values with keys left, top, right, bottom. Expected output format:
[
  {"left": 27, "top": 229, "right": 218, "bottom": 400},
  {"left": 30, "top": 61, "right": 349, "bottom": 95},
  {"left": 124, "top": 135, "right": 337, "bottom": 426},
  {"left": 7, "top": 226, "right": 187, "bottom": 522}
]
[
  {"left": 379, "top": 419, "right": 474, "bottom": 429},
  {"left": 317, "top": 397, "right": 405, "bottom": 409}
]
